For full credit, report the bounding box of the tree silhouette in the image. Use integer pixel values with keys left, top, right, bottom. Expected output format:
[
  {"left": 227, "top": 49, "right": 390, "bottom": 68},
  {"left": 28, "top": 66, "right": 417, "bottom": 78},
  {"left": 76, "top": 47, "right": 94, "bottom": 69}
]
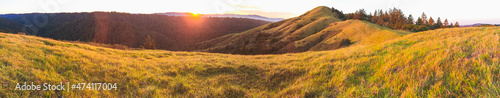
[
  {"left": 455, "top": 22, "right": 460, "bottom": 27},
  {"left": 421, "top": 13, "right": 428, "bottom": 25},
  {"left": 416, "top": 17, "right": 423, "bottom": 25},
  {"left": 353, "top": 9, "right": 367, "bottom": 20},
  {"left": 331, "top": 7, "right": 346, "bottom": 20},
  {"left": 443, "top": 19, "right": 449, "bottom": 28},
  {"left": 383, "top": 11, "right": 390, "bottom": 26},
  {"left": 372, "top": 10, "right": 378, "bottom": 23},
  {"left": 342, "top": 8, "right": 456, "bottom": 31},
  {"left": 435, "top": 17, "right": 443, "bottom": 29},
  {"left": 428, "top": 17, "right": 435, "bottom": 26},
  {"left": 407, "top": 14, "right": 414, "bottom": 24}
]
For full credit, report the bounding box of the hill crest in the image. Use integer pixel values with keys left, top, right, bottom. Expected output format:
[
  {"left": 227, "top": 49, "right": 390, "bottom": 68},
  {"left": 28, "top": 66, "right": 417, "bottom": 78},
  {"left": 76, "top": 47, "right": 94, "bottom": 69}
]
[{"left": 195, "top": 6, "right": 409, "bottom": 54}]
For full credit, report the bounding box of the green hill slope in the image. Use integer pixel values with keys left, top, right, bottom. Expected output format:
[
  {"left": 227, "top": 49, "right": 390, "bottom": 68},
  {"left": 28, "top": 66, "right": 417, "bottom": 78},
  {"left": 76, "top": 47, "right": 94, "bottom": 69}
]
[
  {"left": 1, "top": 26, "right": 499, "bottom": 97},
  {"left": 195, "top": 6, "right": 410, "bottom": 54}
]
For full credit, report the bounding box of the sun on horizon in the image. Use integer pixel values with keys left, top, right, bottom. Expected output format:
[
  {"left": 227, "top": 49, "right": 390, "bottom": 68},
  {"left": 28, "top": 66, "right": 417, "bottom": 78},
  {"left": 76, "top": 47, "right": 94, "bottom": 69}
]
[{"left": 192, "top": 13, "right": 199, "bottom": 17}]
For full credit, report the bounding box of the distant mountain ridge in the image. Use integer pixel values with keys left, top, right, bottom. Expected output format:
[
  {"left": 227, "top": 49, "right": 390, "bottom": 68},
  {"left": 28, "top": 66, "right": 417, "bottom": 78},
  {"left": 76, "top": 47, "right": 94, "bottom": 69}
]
[
  {"left": 156, "top": 12, "right": 284, "bottom": 22},
  {"left": 462, "top": 23, "right": 500, "bottom": 27}
]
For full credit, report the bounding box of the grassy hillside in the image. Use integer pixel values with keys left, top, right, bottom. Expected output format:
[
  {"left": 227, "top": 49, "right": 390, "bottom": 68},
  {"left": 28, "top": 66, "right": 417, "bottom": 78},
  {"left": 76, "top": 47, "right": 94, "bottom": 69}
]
[
  {"left": 0, "top": 13, "right": 270, "bottom": 50},
  {"left": 1, "top": 26, "right": 499, "bottom": 97},
  {"left": 196, "top": 6, "right": 410, "bottom": 54}
]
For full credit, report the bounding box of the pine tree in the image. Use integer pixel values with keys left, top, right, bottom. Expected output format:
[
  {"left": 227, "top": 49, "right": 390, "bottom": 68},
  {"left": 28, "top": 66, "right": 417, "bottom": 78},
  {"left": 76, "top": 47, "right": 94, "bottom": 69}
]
[
  {"left": 449, "top": 23, "right": 454, "bottom": 28},
  {"left": 353, "top": 9, "right": 367, "bottom": 20},
  {"left": 416, "top": 17, "right": 423, "bottom": 25},
  {"left": 368, "top": 12, "right": 373, "bottom": 22},
  {"left": 435, "top": 17, "right": 443, "bottom": 29},
  {"left": 383, "top": 11, "right": 389, "bottom": 26},
  {"left": 346, "top": 13, "right": 353, "bottom": 20},
  {"left": 443, "top": 19, "right": 449, "bottom": 28},
  {"left": 372, "top": 10, "right": 378, "bottom": 23},
  {"left": 396, "top": 9, "right": 406, "bottom": 29},
  {"left": 455, "top": 22, "right": 460, "bottom": 27},
  {"left": 407, "top": 14, "right": 414, "bottom": 24},
  {"left": 428, "top": 17, "right": 434, "bottom": 26},
  {"left": 377, "top": 10, "right": 384, "bottom": 25},
  {"left": 331, "top": 7, "right": 345, "bottom": 20},
  {"left": 421, "top": 13, "right": 428, "bottom": 25}
]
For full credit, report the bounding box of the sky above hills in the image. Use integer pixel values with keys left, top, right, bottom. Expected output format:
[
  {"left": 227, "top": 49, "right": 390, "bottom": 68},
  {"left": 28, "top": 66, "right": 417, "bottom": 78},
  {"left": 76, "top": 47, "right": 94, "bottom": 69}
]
[{"left": 0, "top": 0, "right": 499, "bottom": 25}]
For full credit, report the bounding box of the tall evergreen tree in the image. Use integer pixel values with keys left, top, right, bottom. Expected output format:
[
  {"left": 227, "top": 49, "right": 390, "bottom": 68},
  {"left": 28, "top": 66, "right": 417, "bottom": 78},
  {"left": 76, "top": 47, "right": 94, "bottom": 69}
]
[
  {"left": 372, "top": 10, "right": 378, "bottom": 23},
  {"left": 331, "top": 7, "right": 346, "bottom": 20},
  {"left": 428, "top": 17, "right": 435, "bottom": 26},
  {"left": 416, "top": 17, "right": 423, "bottom": 25},
  {"left": 383, "top": 11, "right": 389, "bottom": 26},
  {"left": 455, "top": 22, "right": 460, "bottom": 27},
  {"left": 443, "top": 19, "right": 449, "bottom": 28},
  {"left": 407, "top": 14, "right": 414, "bottom": 24},
  {"left": 353, "top": 9, "right": 367, "bottom": 20},
  {"left": 435, "top": 17, "right": 443, "bottom": 28},
  {"left": 421, "top": 13, "right": 428, "bottom": 25},
  {"left": 377, "top": 10, "right": 385, "bottom": 25}
]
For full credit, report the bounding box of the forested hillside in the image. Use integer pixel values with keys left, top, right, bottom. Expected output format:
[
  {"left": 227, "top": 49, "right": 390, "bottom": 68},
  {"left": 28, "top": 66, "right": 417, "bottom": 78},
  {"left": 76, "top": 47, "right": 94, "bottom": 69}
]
[
  {"left": 0, "top": 17, "right": 23, "bottom": 33},
  {"left": 0, "top": 12, "right": 270, "bottom": 50}
]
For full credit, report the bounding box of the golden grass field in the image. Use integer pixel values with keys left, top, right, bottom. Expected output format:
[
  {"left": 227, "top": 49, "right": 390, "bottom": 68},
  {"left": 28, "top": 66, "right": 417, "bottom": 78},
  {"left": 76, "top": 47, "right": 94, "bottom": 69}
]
[
  {"left": 1, "top": 26, "right": 499, "bottom": 97},
  {"left": 198, "top": 7, "right": 410, "bottom": 54}
]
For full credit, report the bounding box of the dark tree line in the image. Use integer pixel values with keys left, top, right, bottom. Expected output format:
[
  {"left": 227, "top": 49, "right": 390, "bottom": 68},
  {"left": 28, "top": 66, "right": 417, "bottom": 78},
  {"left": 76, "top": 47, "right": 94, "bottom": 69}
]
[{"left": 332, "top": 7, "right": 460, "bottom": 32}]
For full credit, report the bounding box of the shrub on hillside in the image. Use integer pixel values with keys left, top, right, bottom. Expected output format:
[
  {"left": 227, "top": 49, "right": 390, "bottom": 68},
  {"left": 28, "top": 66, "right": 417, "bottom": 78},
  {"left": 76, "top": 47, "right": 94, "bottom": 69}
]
[{"left": 340, "top": 39, "right": 351, "bottom": 47}]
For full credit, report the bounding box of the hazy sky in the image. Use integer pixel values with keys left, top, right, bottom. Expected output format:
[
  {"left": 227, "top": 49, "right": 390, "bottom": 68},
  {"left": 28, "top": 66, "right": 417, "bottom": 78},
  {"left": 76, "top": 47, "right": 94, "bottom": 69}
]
[{"left": 0, "top": 0, "right": 499, "bottom": 24}]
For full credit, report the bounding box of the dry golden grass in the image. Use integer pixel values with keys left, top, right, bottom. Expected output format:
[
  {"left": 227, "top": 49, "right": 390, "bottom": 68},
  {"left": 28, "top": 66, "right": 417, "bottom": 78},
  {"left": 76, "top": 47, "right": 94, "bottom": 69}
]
[
  {"left": 198, "top": 6, "right": 409, "bottom": 54},
  {"left": 0, "top": 26, "right": 499, "bottom": 97}
]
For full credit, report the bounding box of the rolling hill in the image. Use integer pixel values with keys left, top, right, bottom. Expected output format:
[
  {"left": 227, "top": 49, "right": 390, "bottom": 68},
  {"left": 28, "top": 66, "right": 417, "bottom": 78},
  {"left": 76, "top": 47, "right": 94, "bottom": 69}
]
[
  {"left": 1, "top": 5, "right": 499, "bottom": 97},
  {"left": 195, "top": 6, "right": 410, "bottom": 54},
  {"left": 0, "top": 12, "right": 270, "bottom": 50},
  {"left": 1, "top": 26, "right": 499, "bottom": 97}
]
